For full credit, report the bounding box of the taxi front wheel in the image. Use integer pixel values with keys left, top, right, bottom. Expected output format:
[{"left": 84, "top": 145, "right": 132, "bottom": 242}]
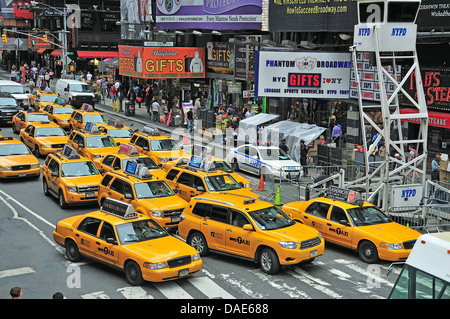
[
  {"left": 66, "top": 240, "right": 81, "bottom": 262},
  {"left": 259, "top": 248, "right": 280, "bottom": 274},
  {"left": 358, "top": 240, "right": 379, "bottom": 264},
  {"left": 189, "top": 232, "right": 209, "bottom": 256},
  {"left": 125, "top": 261, "right": 144, "bottom": 286}
]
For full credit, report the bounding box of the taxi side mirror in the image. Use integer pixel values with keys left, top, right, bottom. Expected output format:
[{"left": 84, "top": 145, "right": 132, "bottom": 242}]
[
  {"left": 51, "top": 171, "right": 59, "bottom": 177},
  {"left": 106, "top": 238, "right": 117, "bottom": 245},
  {"left": 243, "top": 224, "right": 254, "bottom": 231},
  {"left": 196, "top": 186, "right": 205, "bottom": 192},
  {"left": 340, "top": 220, "right": 350, "bottom": 226},
  {"left": 173, "top": 188, "right": 178, "bottom": 194},
  {"left": 124, "top": 193, "right": 134, "bottom": 200}
]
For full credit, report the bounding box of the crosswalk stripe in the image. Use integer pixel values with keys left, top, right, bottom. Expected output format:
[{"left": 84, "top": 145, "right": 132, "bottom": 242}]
[
  {"left": 81, "top": 291, "right": 110, "bottom": 299},
  {"left": 288, "top": 268, "right": 343, "bottom": 299},
  {"left": 155, "top": 281, "right": 194, "bottom": 299},
  {"left": 0, "top": 267, "right": 36, "bottom": 279},
  {"left": 117, "top": 286, "right": 154, "bottom": 299},
  {"left": 188, "top": 276, "right": 235, "bottom": 299}
]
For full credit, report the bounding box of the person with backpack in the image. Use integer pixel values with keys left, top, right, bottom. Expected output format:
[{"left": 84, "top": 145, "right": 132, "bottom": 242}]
[{"left": 110, "top": 85, "right": 118, "bottom": 112}]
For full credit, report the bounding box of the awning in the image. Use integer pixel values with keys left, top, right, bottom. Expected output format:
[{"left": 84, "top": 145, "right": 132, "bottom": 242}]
[
  {"left": 51, "top": 49, "right": 62, "bottom": 57},
  {"left": 400, "top": 108, "right": 450, "bottom": 129},
  {"left": 104, "top": 56, "right": 119, "bottom": 68},
  {"left": 77, "top": 51, "right": 118, "bottom": 59},
  {"left": 37, "top": 49, "right": 46, "bottom": 54}
]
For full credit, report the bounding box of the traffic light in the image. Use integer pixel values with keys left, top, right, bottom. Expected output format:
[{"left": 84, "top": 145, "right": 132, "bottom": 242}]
[
  {"left": 1, "top": 33, "right": 6, "bottom": 43},
  {"left": 43, "top": 34, "right": 48, "bottom": 42}
]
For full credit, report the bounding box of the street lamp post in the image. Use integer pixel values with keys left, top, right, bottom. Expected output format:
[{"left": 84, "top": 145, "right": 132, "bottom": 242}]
[{"left": 30, "top": 1, "right": 68, "bottom": 78}]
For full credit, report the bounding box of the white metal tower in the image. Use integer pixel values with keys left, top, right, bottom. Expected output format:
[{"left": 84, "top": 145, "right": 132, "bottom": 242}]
[{"left": 349, "top": 0, "right": 428, "bottom": 210}]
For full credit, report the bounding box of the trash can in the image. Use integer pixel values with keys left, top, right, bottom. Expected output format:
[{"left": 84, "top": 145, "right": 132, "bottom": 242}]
[{"left": 125, "top": 100, "right": 135, "bottom": 116}]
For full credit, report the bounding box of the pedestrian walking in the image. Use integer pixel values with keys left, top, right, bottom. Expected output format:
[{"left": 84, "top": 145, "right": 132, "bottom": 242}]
[
  {"left": 431, "top": 153, "right": 440, "bottom": 182},
  {"left": 152, "top": 98, "right": 160, "bottom": 122},
  {"left": 10, "top": 287, "right": 22, "bottom": 299},
  {"left": 331, "top": 123, "right": 342, "bottom": 145},
  {"left": 187, "top": 108, "right": 193, "bottom": 132},
  {"left": 110, "top": 85, "right": 118, "bottom": 112},
  {"left": 299, "top": 140, "right": 310, "bottom": 176},
  {"left": 117, "top": 88, "right": 124, "bottom": 113}
]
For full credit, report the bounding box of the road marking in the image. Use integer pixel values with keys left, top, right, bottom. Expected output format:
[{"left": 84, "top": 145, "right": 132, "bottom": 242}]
[
  {"left": 288, "top": 268, "right": 343, "bottom": 299},
  {"left": 249, "top": 270, "right": 309, "bottom": 298},
  {"left": 117, "top": 286, "right": 154, "bottom": 299},
  {"left": 0, "top": 267, "right": 36, "bottom": 279},
  {"left": 188, "top": 276, "right": 235, "bottom": 299},
  {"left": 155, "top": 281, "right": 193, "bottom": 299},
  {"left": 221, "top": 273, "right": 266, "bottom": 298},
  {"left": 81, "top": 291, "right": 110, "bottom": 299}
]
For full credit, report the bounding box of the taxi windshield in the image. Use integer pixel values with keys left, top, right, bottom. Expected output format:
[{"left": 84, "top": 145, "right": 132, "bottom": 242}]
[
  {"left": 0, "top": 143, "right": 31, "bottom": 156},
  {"left": 54, "top": 107, "right": 74, "bottom": 114},
  {"left": 134, "top": 181, "right": 174, "bottom": 199},
  {"left": 27, "top": 114, "right": 50, "bottom": 122},
  {"left": 248, "top": 206, "right": 295, "bottom": 230},
  {"left": 205, "top": 174, "right": 241, "bottom": 192},
  {"left": 260, "top": 148, "right": 290, "bottom": 161},
  {"left": 122, "top": 157, "right": 158, "bottom": 170},
  {"left": 61, "top": 161, "right": 99, "bottom": 177},
  {"left": 214, "top": 161, "right": 233, "bottom": 173},
  {"left": 40, "top": 95, "right": 58, "bottom": 103},
  {"left": 150, "top": 139, "right": 180, "bottom": 151},
  {"left": 116, "top": 219, "right": 168, "bottom": 244},
  {"left": 36, "top": 126, "right": 66, "bottom": 137},
  {"left": 108, "top": 128, "right": 133, "bottom": 138},
  {"left": 84, "top": 114, "right": 107, "bottom": 124},
  {"left": 347, "top": 206, "right": 392, "bottom": 226},
  {"left": 86, "top": 136, "right": 116, "bottom": 148}
]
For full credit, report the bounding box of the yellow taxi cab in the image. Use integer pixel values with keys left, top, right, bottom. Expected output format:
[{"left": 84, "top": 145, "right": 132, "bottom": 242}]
[
  {"left": 178, "top": 193, "right": 324, "bottom": 274},
  {"left": 0, "top": 136, "right": 41, "bottom": 179},
  {"left": 42, "top": 103, "right": 74, "bottom": 130},
  {"left": 68, "top": 103, "right": 108, "bottom": 132},
  {"left": 53, "top": 197, "right": 202, "bottom": 285},
  {"left": 281, "top": 186, "right": 422, "bottom": 263},
  {"left": 164, "top": 156, "right": 258, "bottom": 203},
  {"left": 11, "top": 109, "right": 51, "bottom": 134},
  {"left": 94, "top": 143, "right": 166, "bottom": 179},
  {"left": 67, "top": 122, "right": 119, "bottom": 162},
  {"left": 19, "top": 122, "right": 68, "bottom": 157},
  {"left": 98, "top": 119, "right": 134, "bottom": 145},
  {"left": 42, "top": 145, "right": 103, "bottom": 209},
  {"left": 97, "top": 161, "right": 189, "bottom": 230},
  {"left": 31, "top": 90, "right": 60, "bottom": 111},
  {"left": 129, "top": 126, "right": 187, "bottom": 165}
]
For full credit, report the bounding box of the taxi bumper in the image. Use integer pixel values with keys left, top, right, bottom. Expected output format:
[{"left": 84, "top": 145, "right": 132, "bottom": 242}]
[
  {"left": 378, "top": 248, "right": 411, "bottom": 262},
  {"left": 64, "top": 190, "right": 99, "bottom": 204},
  {"left": 0, "top": 167, "right": 41, "bottom": 178},
  {"left": 53, "top": 231, "right": 65, "bottom": 247},
  {"left": 277, "top": 239, "right": 325, "bottom": 266},
  {"left": 141, "top": 259, "right": 203, "bottom": 282},
  {"left": 39, "top": 146, "right": 64, "bottom": 155}
]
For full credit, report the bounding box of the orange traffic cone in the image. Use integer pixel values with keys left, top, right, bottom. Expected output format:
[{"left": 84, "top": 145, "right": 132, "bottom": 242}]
[
  {"left": 183, "top": 133, "right": 189, "bottom": 145},
  {"left": 257, "top": 174, "right": 266, "bottom": 191}
]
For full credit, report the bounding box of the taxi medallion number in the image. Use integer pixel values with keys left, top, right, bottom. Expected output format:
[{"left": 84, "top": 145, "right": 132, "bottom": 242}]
[
  {"left": 86, "top": 192, "right": 95, "bottom": 198},
  {"left": 179, "top": 268, "right": 189, "bottom": 277},
  {"left": 310, "top": 250, "right": 317, "bottom": 258},
  {"left": 19, "top": 173, "right": 27, "bottom": 177}
]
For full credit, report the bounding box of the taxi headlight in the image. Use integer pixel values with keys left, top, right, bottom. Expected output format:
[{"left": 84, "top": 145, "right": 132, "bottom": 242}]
[
  {"left": 160, "top": 158, "right": 168, "bottom": 163},
  {"left": 67, "top": 186, "right": 77, "bottom": 193},
  {"left": 144, "top": 262, "right": 168, "bottom": 270},
  {"left": 59, "top": 120, "right": 68, "bottom": 123},
  {"left": 31, "top": 164, "right": 40, "bottom": 169},
  {"left": 380, "top": 243, "right": 403, "bottom": 250},
  {"left": 152, "top": 210, "right": 162, "bottom": 217},
  {"left": 93, "top": 155, "right": 103, "bottom": 159},
  {"left": 244, "top": 183, "right": 251, "bottom": 188},
  {"left": 278, "top": 241, "right": 298, "bottom": 249},
  {"left": 192, "top": 253, "right": 200, "bottom": 261},
  {"left": 0, "top": 166, "right": 12, "bottom": 171},
  {"left": 42, "top": 145, "right": 52, "bottom": 148}
]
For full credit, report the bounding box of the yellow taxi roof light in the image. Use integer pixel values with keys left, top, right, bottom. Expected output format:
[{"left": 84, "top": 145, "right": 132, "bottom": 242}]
[
  {"left": 118, "top": 143, "right": 139, "bottom": 157},
  {"left": 81, "top": 103, "right": 94, "bottom": 112},
  {"left": 187, "top": 155, "right": 216, "bottom": 173},
  {"left": 108, "top": 118, "right": 124, "bottom": 128},
  {"left": 100, "top": 198, "right": 138, "bottom": 219},
  {"left": 142, "top": 125, "right": 161, "bottom": 136},
  {"left": 326, "top": 186, "right": 363, "bottom": 206},
  {"left": 124, "top": 161, "right": 152, "bottom": 180},
  {"left": 61, "top": 145, "right": 80, "bottom": 159},
  {"left": 84, "top": 122, "right": 101, "bottom": 134}
]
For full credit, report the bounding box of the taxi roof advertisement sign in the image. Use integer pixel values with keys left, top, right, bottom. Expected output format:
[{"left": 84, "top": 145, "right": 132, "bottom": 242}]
[
  {"left": 255, "top": 50, "right": 351, "bottom": 99},
  {"left": 155, "top": 0, "right": 262, "bottom": 30},
  {"left": 119, "top": 46, "right": 205, "bottom": 79},
  {"left": 268, "top": 0, "right": 357, "bottom": 32}
]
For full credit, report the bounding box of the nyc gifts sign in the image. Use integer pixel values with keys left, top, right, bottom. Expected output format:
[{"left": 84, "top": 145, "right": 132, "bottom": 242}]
[{"left": 119, "top": 46, "right": 205, "bottom": 79}]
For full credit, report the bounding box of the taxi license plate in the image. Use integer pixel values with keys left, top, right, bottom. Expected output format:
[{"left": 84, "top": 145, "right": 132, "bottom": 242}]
[
  {"left": 179, "top": 269, "right": 189, "bottom": 277},
  {"left": 172, "top": 216, "right": 180, "bottom": 223},
  {"left": 19, "top": 173, "right": 26, "bottom": 177},
  {"left": 85, "top": 192, "right": 95, "bottom": 198},
  {"left": 310, "top": 250, "right": 317, "bottom": 258}
]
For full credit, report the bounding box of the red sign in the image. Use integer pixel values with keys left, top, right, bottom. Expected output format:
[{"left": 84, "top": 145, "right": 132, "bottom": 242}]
[
  {"left": 119, "top": 46, "right": 205, "bottom": 79},
  {"left": 400, "top": 108, "right": 450, "bottom": 129}
]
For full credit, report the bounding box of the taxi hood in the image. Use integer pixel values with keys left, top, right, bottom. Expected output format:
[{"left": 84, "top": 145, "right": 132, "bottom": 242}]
[
  {"left": 1, "top": 154, "right": 39, "bottom": 166},
  {"left": 139, "top": 195, "right": 187, "bottom": 211},
  {"left": 63, "top": 174, "right": 102, "bottom": 187},
  {"left": 358, "top": 222, "right": 421, "bottom": 243},
  {"left": 220, "top": 189, "right": 260, "bottom": 199},
  {"left": 36, "top": 136, "right": 69, "bottom": 145},
  {"left": 122, "top": 235, "right": 196, "bottom": 263},
  {"left": 266, "top": 222, "right": 321, "bottom": 242}
]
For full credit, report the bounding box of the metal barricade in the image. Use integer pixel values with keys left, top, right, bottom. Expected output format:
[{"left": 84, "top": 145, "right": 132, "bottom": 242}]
[{"left": 388, "top": 205, "right": 450, "bottom": 232}]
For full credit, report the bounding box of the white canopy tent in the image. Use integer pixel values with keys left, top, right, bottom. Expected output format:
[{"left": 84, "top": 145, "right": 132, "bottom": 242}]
[
  {"left": 262, "top": 121, "right": 326, "bottom": 163},
  {"left": 237, "top": 113, "right": 279, "bottom": 143}
]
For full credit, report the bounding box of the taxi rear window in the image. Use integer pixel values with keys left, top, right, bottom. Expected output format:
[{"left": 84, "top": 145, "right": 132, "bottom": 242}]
[{"left": 192, "top": 202, "right": 210, "bottom": 217}]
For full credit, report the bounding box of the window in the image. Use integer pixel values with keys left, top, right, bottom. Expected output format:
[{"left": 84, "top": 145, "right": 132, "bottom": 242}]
[
  {"left": 102, "top": 155, "right": 116, "bottom": 168},
  {"left": 48, "top": 159, "right": 59, "bottom": 175},
  {"left": 192, "top": 202, "right": 211, "bottom": 218},
  {"left": 135, "top": 137, "right": 149, "bottom": 150},
  {"left": 99, "top": 222, "right": 116, "bottom": 241},
  {"left": 210, "top": 205, "right": 229, "bottom": 223},
  {"left": 110, "top": 178, "right": 126, "bottom": 194},
  {"left": 359, "top": 2, "right": 384, "bottom": 23},
  {"left": 177, "top": 172, "right": 194, "bottom": 187},
  {"left": 305, "top": 202, "right": 330, "bottom": 219},
  {"left": 388, "top": 2, "right": 419, "bottom": 23},
  {"left": 78, "top": 217, "right": 102, "bottom": 236},
  {"left": 130, "top": 135, "right": 138, "bottom": 144},
  {"left": 329, "top": 206, "right": 349, "bottom": 225},
  {"left": 166, "top": 169, "right": 180, "bottom": 181},
  {"left": 230, "top": 210, "right": 250, "bottom": 228},
  {"left": 101, "top": 174, "right": 114, "bottom": 187}
]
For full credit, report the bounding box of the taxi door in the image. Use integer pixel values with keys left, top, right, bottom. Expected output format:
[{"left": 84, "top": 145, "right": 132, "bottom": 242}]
[
  {"left": 75, "top": 216, "right": 103, "bottom": 259},
  {"left": 201, "top": 205, "right": 228, "bottom": 251},
  {"left": 95, "top": 221, "right": 120, "bottom": 266},
  {"left": 175, "top": 172, "right": 205, "bottom": 202},
  {"left": 225, "top": 210, "right": 255, "bottom": 258},
  {"left": 326, "top": 205, "right": 353, "bottom": 248},
  {"left": 45, "top": 158, "right": 60, "bottom": 194},
  {"left": 21, "top": 125, "right": 34, "bottom": 149},
  {"left": 302, "top": 201, "right": 331, "bottom": 238},
  {"left": 108, "top": 177, "right": 135, "bottom": 205}
]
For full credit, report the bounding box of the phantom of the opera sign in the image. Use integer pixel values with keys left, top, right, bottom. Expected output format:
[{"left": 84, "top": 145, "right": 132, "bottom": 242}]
[{"left": 255, "top": 51, "right": 351, "bottom": 99}]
